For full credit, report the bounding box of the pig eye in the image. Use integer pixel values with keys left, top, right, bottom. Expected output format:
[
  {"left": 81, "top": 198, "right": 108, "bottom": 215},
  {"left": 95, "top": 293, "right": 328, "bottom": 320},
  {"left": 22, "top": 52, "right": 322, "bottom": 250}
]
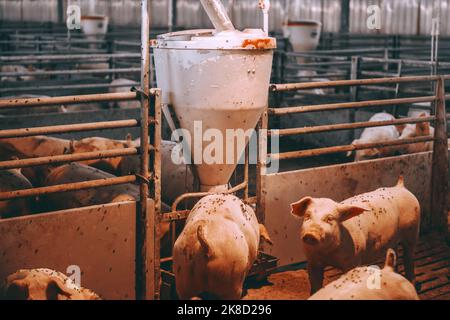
[
  {"left": 304, "top": 212, "right": 311, "bottom": 220},
  {"left": 324, "top": 215, "right": 334, "bottom": 224}
]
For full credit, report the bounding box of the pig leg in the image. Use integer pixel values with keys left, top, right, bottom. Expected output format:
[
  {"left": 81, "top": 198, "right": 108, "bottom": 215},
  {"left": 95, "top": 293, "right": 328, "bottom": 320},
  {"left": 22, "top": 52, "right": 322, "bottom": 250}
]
[
  {"left": 402, "top": 241, "right": 416, "bottom": 285},
  {"left": 307, "top": 263, "right": 324, "bottom": 295}
]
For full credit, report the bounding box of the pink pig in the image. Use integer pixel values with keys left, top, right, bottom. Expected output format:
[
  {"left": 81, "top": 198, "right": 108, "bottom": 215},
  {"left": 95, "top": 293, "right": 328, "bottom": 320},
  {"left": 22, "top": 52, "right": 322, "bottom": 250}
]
[{"left": 291, "top": 177, "right": 420, "bottom": 294}]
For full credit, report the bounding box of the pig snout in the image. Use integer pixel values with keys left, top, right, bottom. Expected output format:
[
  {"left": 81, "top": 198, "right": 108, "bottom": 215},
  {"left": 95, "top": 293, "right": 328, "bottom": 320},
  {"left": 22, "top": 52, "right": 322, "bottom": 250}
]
[{"left": 301, "top": 226, "right": 323, "bottom": 246}]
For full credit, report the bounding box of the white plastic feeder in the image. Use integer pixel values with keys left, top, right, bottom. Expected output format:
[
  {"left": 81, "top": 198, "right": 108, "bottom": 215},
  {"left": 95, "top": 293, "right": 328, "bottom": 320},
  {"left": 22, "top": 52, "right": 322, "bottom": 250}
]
[
  {"left": 81, "top": 15, "right": 109, "bottom": 48},
  {"left": 284, "top": 20, "right": 322, "bottom": 53},
  {"left": 152, "top": 1, "right": 276, "bottom": 192}
]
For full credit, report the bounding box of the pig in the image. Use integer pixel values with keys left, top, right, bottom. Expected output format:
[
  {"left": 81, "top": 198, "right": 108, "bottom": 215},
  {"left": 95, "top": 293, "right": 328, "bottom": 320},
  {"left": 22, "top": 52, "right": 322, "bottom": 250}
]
[
  {"left": 61, "top": 102, "right": 105, "bottom": 113},
  {"left": 291, "top": 176, "right": 420, "bottom": 294},
  {"left": 119, "top": 139, "right": 195, "bottom": 205},
  {"left": 1, "top": 268, "right": 101, "bottom": 300},
  {"left": 0, "top": 136, "right": 71, "bottom": 161},
  {"left": 40, "top": 163, "right": 140, "bottom": 211},
  {"left": 0, "top": 168, "right": 34, "bottom": 219},
  {"left": 109, "top": 78, "right": 140, "bottom": 109},
  {"left": 348, "top": 112, "right": 401, "bottom": 161},
  {"left": 309, "top": 249, "right": 420, "bottom": 300},
  {"left": 173, "top": 194, "right": 272, "bottom": 300},
  {"left": 397, "top": 113, "right": 435, "bottom": 154},
  {"left": 41, "top": 163, "right": 171, "bottom": 213},
  {"left": 0, "top": 65, "right": 38, "bottom": 82},
  {"left": 0, "top": 136, "right": 72, "bottom": 185},
  {"left": 67, "top": 136, "right": 134, "bottom": 174},
  {"left": 76, "top": 62, "right": 110, "bottom": 71}
]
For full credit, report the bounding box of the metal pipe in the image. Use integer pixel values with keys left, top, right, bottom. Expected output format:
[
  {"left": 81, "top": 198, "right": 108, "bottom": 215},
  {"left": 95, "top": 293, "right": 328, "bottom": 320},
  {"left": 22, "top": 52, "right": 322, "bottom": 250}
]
[
  {"left": 0, "top": 83, "right": 140, "bottom": 95},
  {"left": 0, "top": 119, "right": 139, "bottom": 139},
  {"left": 269, "top": 96, "right": 437, "bottom": 115},
  {"left": 271, "top": 136, "right": 435, "bottom": 161},
  {"left": 270, "top": 75, "right": 440, "bottom": 92},
  {"left": 0, "top": 68, "right": 140, "bottom": 78},
  {"left": 136, "top": 0, "right": 152, "bottom": 301},
  {"left": 0, "top": 148, "right": 139, "bottom": 171},
  {"left": 271, "top": 116, "right": 435, "bottom": 137},
  {"left": 0, "top": 176, "right": 137, "bottom": 201},
  {"left": 0, "top": 53, "right": 140, "bottom": 62},
  {"left": 0, "top": 92, "right": 138, "bottom": 109},
  {"left": 200, "top": 0, "right": 235, "bottom": 32},
  {"left": 171, "top": 180, "right": 248, "bottom": 212}
]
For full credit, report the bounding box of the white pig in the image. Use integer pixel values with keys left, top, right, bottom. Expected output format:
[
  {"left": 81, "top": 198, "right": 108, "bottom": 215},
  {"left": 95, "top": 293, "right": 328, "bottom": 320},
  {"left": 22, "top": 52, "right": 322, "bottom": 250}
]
[
  {"left": 41, "top": 163, "right": 140, "bottom": 211},
  {"left": 0, "top": 136, "right": 71, "bottom": 185},
  {"left": 109, "top": 78, "right": 140, "bottom": 109},
  {"left": 0, "top": 168, "right": 34, "bottom": 219},
  {"left": 1, "top": 268, "right": 101, "bottom": 300},
  {"left": 291, "top": 176, "right": 420, "bottom": 294},
  {"left": 66, "top": 136, "right": 134, "bottom": 175},
  {"left": 397, "top": 113, "right": 435, "bottom": 154},
  {"left": 173, "top": 194, "right": 272, "bottom": 300},
  {"left": 349, "top": 112, "right": 401, "bottom": 161},
  {"left": 309, "top": 249, "right": 419, "bottom": 300}
]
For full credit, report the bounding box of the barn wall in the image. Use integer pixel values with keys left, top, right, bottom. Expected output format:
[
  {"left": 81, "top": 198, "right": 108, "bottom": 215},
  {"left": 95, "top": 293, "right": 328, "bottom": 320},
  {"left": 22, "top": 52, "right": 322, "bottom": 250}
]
[
  {"left": 262, "top": 151, "right": 433, "bottom": 266},
  {"left": 0, "top": 200, "right": 155, "bottom": 300},
  {"left": 1, "top": 0, "right": 449, "bottom": 35}
]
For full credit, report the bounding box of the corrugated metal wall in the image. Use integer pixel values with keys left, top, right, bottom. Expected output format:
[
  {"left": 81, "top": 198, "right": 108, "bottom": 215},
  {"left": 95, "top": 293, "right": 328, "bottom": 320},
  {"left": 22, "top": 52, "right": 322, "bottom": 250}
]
[{"left": 0, "top": 0, "right": 449, "bottom": 36}]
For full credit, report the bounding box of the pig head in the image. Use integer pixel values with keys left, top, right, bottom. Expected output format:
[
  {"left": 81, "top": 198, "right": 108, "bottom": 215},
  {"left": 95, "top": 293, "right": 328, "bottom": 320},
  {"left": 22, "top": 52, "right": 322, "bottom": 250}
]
[{"left": 1, "top": 268, "right": 101, "bottom": 300}]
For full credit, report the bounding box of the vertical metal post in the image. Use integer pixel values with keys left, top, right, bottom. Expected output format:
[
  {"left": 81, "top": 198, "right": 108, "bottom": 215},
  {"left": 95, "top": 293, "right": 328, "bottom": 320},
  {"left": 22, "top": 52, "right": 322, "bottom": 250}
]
[
  {"left": 244, "top": 145, "right": 249, "bottom": 201},
  {"left": 430, "top": 77, "right": 448, "bottom": 235},
  {"left": 340, "top": 0, "right": 350, "bottom": 34},
  {"left": 57, "top": 0, "right": 65, "bottom": 25},
  {"left": 152, "top": 89, "right": 162, "bottom": 300},
  {"left": 392, "top": 60, "right": 403, "bottom": 117},
  {"left": 256, "top": 110, "right": 268, "bottom": 225},
  {"left": 136, "top": 0, "right": 151, "bottom": 301},
  {"left": 349, "top": 56, "right": 360, "bottom": 141}
]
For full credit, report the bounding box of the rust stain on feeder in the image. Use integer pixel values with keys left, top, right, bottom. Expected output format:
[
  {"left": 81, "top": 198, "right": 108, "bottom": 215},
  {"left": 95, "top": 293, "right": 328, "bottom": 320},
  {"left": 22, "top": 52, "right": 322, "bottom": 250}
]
[{"left": 241, "top": 38, "right": 272, "bottom": 49}]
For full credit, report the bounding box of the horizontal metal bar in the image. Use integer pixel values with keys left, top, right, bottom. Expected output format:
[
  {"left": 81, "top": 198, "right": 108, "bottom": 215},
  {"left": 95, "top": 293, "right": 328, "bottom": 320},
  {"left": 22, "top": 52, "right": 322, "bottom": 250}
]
[
  {"left": 0, "top": 53, "right": 140, "bottom": 62},
  {"left": 161, "top": 210, "right": 191, "bottom": 222},
  {"left": 171, "top": 181, "right": 248, "bottom": 212},
  {"left": 0, "top": 68, "right": 140, "bottom": 77},
  {"left": 0, "top": 119, "right": 139, "bottom": 139},
  {"left": 0, "top": 92, "right": 138, "bottom": 109},
  {"left": 269, "top": 96, "right": 436, "bottom": 116},
  {"left": 270, "top": 136, "right": 435, "bottom": 161},
  {"left": 271, "top": 116, "right": 435, "bottom": 137},
  {"left": 0, "top": 82, "right": 140, "bottom": 94},
  {"left": 270, "top": 75, "right": 440, "bottom": 92},
  {"left": 0, "top": 175, "right": 137, "bottom": 201},
  {"left": 0, "top": 148, "right": 139, "bottom": 171},
  {"left": 360, "top": 56, "right": 450, "bottom": 67}
]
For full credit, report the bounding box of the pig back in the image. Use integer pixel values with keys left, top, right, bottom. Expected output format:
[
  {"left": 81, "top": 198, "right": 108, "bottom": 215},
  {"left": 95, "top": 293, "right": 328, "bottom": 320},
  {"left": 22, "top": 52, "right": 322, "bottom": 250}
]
[
  {"left": 0, "top": 169, "right": 34, "bottom": 218},
  {"left": 186, "top": 194, "right": 260, "bottom": 249},
  {"left": 340, "top": 185, "right": 420, "bottom": 260},
  {"left": 41, "top": 163, "right": 139, "bottom": 211},
  {"left": 309, "top": 265, "right": 419, "bottom": 300}
]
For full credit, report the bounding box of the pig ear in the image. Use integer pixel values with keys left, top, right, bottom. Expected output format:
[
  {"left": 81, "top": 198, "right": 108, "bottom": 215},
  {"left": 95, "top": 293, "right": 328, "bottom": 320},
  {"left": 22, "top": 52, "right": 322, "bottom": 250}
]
[
  {"left": 337, "top": 204, "right": 369, "bottom": 221},
  {"left": 416, "top": 120, "right": 430, "bottom": 136},
  {"left": 290, "top": 197, "right": 313, "bottom": 218}
]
